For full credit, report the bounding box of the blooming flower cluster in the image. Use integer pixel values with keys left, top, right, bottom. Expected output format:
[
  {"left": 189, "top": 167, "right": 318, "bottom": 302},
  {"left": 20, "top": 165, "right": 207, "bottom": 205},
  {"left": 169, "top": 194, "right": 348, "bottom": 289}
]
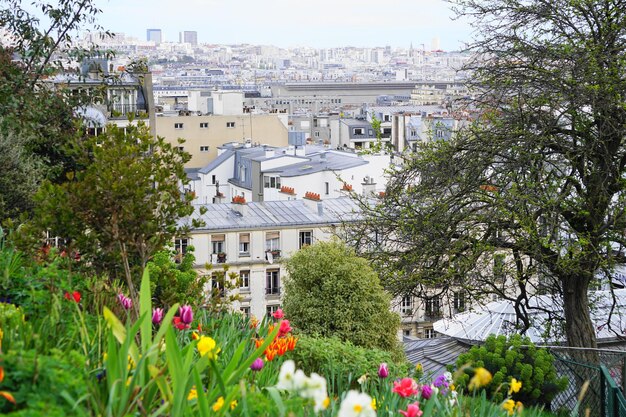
[
  {"left": 254, "top": 313, "right": 298, "bottom": 361},
  {"left": 276, "top": 360, "right": 330, "bottom": 412}
]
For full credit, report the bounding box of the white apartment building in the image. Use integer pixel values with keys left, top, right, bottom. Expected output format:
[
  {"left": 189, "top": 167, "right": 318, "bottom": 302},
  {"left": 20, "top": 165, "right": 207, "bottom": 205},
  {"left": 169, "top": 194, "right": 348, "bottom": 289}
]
[
  {"left": 188, "top": 143, "right": 391, "bottom": 205},
  {"left": 180, "top": 197, "right": 360, "bottom": 319}
]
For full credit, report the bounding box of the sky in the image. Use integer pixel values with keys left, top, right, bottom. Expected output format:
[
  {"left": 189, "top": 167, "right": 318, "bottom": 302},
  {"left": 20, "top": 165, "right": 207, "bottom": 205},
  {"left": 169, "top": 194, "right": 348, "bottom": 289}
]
[{"left": 92, "top": 0, "right": 474, "bottom": 50}]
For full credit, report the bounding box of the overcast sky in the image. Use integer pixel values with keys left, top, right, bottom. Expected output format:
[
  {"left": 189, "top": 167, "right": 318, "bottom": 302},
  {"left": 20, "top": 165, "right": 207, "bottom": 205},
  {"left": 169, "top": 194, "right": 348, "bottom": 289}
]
[{"left": 91, "top": 0, "right": 473, "bottom": 50}]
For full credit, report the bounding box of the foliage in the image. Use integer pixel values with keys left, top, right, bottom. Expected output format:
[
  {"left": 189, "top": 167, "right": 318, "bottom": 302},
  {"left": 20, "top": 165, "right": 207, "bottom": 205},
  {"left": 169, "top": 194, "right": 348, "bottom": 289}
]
[
  {"left": 285, "top": 334, "right": 411, "bottom": 394},
  {"left": 348, "top": 0, "right": 626, "bottom": 351},
  {"left": 147, "top": 248, "right": 208, "bottom": 309},
  {"left": 0, "top": 349, "right": 88, "bottom": 416},
  {"left": 455, "top": 335, "right": 567, "bottom": 407},
  {"left": 283, "top": 240, "right": 401, "bottom": 354},
  {"left": 0, "top": 1, "right": 108, "bottom": 220},
  {"left": 33, "top": 121, "right": 199, "bottom": 301}
]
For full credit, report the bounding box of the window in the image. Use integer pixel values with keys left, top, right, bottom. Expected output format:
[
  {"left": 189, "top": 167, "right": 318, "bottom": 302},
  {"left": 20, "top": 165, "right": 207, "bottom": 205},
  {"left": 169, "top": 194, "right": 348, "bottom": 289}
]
[
  {"left": 325, "top": 182, "right": 329, "bottom": 195},
  {"left": 403, "top": 329, "right": 411, "bottom": 336},
  {"left": 211, "top": 175, "right": 217, "bottom": 185},
  {"left": 453, "top": 291, "right": 466, "bottom": 312},
  {"left": 177, "top": 146, "right": 185, "bottom": 152},
  {"left": 211, "top": 234, "right": 225, "bottom": 254},
  {"left": 239, "top": 233, "right": 250, "bottom": 256},
  {"left": 211, "top": 273, "right": 225, "bottom": 298},
  {"left": 384, "top": 114, "right": 391, "bottom": 122},
  {"left": 353, "top": 127, "right": 364, "bottom": 135},
  {"left": 266, "top": 304, "right": 280, "bottom": 317},
  {"left": 314, "top": 131, "right": 320, "bottom": 137},
  {"left": 174, "top": 238, "right": 188, "bottom": 263},
  {"left": 494, "top": 254, "right": 505, "bottom": 283},
  {"left": 265, "top": 232, "right": 280, "bottom": 252},
  {"left": 226, "top": 121, "right": 235, "bottom": 128},
  {"left": 239, "top": 165, "right": 247, "bottom": 182},
  {"left": 424, "top": 328, "right": 438, "bottom": 339},
  {"left": 200, "top": 146, "right": 210, "bottom": 152},
  {"left": 174, "top": 123, "right": 184, "bottom": 129},
  {"left": 424, "top": 297, "right": 441, "bottom": 318},
  {"left": 299, "top": 231, "right": 312, "bottom": 249},
  {"left": 240, "top": 306, "right": 250, "bottom": 317},
  {"left": 263, "top": 176, "right": 281, "bottom": 189},
  {"left": 401, "top": 296, "right": 413, "bottom": 316},
  {"left": 200, "top": 122, "right": 209, "bottom": 128},
  {"left": 266, "top": 269, "right": 280, "bottom": 295},
  {"left": 239, "top": 270, "right": 250, "bottom": 290}
]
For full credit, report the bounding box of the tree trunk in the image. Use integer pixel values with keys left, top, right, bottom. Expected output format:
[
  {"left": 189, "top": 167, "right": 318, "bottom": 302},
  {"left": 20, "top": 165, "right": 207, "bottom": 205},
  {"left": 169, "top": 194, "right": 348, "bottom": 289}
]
[
  {"left": 119, "top": 242, "right": 137, "bottom": 306},
  {"left": 562, "top": 276, "right": 598, "bottom": 362}
]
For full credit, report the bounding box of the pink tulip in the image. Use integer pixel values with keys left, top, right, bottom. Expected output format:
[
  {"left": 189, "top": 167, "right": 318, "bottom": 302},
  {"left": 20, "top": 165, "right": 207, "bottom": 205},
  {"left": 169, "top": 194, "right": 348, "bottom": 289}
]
[
  {"left": 400, "top": 402, "right": 423, "bottom": 417},
  {"left": 179, "top": 305, "right": 193, "bottom": 324},
  {"left": 278, "top": 320, "right": 292, "bottom": 337},
  {"left": 378, "top": 362, "right": 389, "bottom": 378},
  {"left": 393, "top": 377, "right": 419, "bottom": 397},
  {"left": 250, "top": 358, "right": 264, "bottom": 371},
  {"left": 272, "top": 308, "right": 284, "bottom": 319},
  {"left": 152, "top": 307, "right": 164, "bottom": 324},
  {"left": 117, "top": 293, "right": 132, "bottom": 310}
]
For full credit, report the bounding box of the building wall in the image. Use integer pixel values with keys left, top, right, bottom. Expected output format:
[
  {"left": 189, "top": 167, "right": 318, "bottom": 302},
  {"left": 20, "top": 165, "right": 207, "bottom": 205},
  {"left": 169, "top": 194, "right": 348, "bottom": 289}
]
[
  {"left": 188, "top": 223, "right": 335, "bottom": 319},
  {"left": 156, "top": 114, "right": 289, "bottom": 168}
]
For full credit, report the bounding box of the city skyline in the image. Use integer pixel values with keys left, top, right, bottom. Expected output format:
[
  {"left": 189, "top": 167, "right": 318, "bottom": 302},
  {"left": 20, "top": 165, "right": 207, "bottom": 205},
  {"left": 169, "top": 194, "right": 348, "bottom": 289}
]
[{"left": 96, "top": 0, "right": 473, "bottom": 50}]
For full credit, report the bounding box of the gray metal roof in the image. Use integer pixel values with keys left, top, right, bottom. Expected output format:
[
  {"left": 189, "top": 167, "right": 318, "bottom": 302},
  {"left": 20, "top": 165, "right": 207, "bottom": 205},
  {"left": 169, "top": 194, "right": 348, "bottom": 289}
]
[
  {"left": 185, "top": 168, "right": 200, "bottom": 181},
  {"left": 264, "top": 152, "right": 367, "bottom": 177},
  {"left": 403, "top": 336, "right": 471, "bottom": 376},
  {"left": 433, "top": 289, "right": 626, "bottom": 344},
  {"left": 198, "top": 150, "right": 234, "bottom": 174},
  {"left": 185, "top": 197, "right": 361, "bottom": 231}
]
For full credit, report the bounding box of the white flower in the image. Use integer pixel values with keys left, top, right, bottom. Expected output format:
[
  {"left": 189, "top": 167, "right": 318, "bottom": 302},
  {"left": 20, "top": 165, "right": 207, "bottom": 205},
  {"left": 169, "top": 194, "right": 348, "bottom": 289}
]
[
  {"left": 293, "top": 369, "right": 308, "bottom": 390},
  {"left": 357, "top": 374, "right": 368, "bottom": 385},
  {"left": 337, "top": 390, "right": 376, "bottom": 417},
  {"left": 444, "top": 371, "right": 453, "bottom": 383},
  {"left": 303, "top": 373, "right": 329, "bottom": 412},
  {"left": 276, "top": 360, "right": 296, "bottom": 390}
]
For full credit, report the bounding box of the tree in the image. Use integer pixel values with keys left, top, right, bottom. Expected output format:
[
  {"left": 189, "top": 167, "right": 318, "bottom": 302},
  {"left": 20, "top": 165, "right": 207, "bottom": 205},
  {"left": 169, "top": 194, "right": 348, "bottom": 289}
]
[
  {"left": 348, "top": 0, "right": 626, "bottom": 352},
  {"left": 282, "top": 240, "right": 401, "bottom": 354},
  {"left": 146, "top": 248, "right": 209, "bottom": 309},
  {"left": 0, "top": 0, "right": 109, "bottom": 220},
  {"left": 34, "top": 121, "right": 199, "bottom": 301}
]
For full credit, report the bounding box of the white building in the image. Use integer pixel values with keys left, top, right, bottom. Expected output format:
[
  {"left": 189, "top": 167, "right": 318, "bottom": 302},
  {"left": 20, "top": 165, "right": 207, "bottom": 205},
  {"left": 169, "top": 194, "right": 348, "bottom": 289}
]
[
  {"left": 189, "top": 143, "right": 391, "bottom": 205},
  {"left": 180, "top": 197, "right": 360, "bottom": 319}
]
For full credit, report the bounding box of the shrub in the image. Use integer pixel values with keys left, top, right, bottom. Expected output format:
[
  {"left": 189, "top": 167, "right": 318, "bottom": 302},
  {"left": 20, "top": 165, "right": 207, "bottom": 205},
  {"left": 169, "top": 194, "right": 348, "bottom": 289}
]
[
  {"left": 283, "top": 240, "right": 401, "bottom": 353},
  {"left": 0, "top": 349, "right": 88, "bottom": 416},
  {"left": 455, "top": 334, "right": 568, "bottom": 407}
]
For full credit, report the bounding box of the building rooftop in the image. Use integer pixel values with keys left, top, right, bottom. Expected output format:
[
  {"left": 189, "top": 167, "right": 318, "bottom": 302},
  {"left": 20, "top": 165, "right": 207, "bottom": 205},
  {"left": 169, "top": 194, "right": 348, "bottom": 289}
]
[{"left": 185, "top": 197, "right": 361, "bottom": 231}]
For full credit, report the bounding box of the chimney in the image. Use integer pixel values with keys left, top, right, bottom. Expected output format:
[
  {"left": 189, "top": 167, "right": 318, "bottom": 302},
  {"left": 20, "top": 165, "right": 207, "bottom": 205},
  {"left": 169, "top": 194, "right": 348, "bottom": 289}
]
[
  {"left": 231, "top": 196, "right": 249, "bottom": 216},
  {"left": 264, "top": 147, "right": 275, "bottom": 158},
  {"left": 362, "top": 177, "right": 377, "bottom": 196},
  {"left": 317, "top": 201, "right": 324, "bottom": 216}
]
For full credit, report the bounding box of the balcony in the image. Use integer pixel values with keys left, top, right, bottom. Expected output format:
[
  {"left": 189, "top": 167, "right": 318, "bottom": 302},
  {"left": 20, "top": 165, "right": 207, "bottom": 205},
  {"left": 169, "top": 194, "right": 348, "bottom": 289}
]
[
  {"left": 108, "top": 103, "right": 148, "bottom": 119},
  {"left": 266, "top": 250, "right": 281, "bottom": 261},
  {"left": 265, "top": 287, "right": 281, "bottom": 296}
]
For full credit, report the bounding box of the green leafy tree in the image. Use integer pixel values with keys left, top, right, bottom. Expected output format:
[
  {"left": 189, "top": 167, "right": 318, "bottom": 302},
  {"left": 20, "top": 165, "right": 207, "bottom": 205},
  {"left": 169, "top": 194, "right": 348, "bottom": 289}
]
[
  {"left": 0, "top": 0, "right": 110, "bottom": 220},
  {"left": 349, "top": 0, "right": 626, "bottom": 353},
  {"left": 283, "top": 240, "right": 401, "bottom": 354},
  {"left": 146, "top": 248, "right": 208, "bottom": 309},
  {"left": 34, "top": 121, "right": 199, "bottom": 301}
]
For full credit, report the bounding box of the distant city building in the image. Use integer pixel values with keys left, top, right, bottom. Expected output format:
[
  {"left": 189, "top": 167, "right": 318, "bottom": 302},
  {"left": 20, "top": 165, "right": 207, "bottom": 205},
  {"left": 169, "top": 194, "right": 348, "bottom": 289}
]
[
  {"left": 146, "top": 28, "right": 162, "bottom": 44},
  {"left": 180, "top": 31, "right": 198, "bottom": 46}
]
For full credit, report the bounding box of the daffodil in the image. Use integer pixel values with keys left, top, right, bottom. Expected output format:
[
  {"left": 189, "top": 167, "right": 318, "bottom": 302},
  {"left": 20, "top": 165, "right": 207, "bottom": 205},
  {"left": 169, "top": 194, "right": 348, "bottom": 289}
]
[
  {"left": 337, "top": 390, "right": 376, "bottom": 417},
  {"left": 468, "top": 367, "right": 492, "bottom": 390},
  {"left": 502, "top": 399, "right": 515, "bottom": 415},
  {"left": 230, "top": 399, "right": 238, "bottom": 410},
  {"left": 212, "top": 396, "right": 224, "bottom": 412},
  {"left": 197, "top": 336, "right": 220, "bottom": 360},
  {"left": 508, "top": 378, "right": 522, "bottom": 395},
  {"left": 188, "top": 387, "right": 198, "bottom": 401}
]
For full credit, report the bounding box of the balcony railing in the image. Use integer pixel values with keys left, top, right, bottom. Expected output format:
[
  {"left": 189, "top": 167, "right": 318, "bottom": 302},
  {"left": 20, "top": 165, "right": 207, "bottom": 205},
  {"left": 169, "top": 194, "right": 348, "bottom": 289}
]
[
  {"left": 265, "top": 287, "right": 281, "bottom": 295},
  {"left": 108, "top": 103, "right": 148, "bottom": 119}
]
